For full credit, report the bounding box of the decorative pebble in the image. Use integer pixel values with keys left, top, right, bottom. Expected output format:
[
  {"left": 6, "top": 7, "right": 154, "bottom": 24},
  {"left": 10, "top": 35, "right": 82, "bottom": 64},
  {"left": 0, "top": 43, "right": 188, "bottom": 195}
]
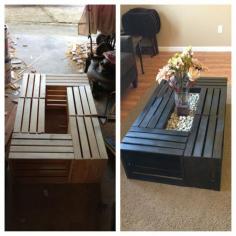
[{"left": 166, "top": 93, "right": 199, "bottom": 132}]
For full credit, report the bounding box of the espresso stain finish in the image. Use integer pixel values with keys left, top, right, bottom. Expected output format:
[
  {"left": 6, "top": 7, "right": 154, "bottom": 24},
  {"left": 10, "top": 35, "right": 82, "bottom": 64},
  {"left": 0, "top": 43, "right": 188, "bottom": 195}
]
[{"left": 121, "top": 77, "right": 227, "bottom": 190}]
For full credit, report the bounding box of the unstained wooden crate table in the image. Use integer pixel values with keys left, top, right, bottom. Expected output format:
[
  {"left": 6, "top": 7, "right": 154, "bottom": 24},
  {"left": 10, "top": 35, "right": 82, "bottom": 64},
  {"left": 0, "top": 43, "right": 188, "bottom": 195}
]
[
  {"left": 9, "top": 73, "right": 108, "bottom": 183},
  {"left": 121, "top": 77, "right": 227, "bottom": 190}
]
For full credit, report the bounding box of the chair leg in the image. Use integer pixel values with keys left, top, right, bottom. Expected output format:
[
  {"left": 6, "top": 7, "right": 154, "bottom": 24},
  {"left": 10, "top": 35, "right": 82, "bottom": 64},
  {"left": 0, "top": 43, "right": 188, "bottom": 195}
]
[
  {"left": 150, "top": 37, "right": 156, "bottom": 57},
  {"left": 154, "top": 36, "right": 159, "bottom": 54},
  {"left": 138, "top": 42, "right": 144, "bottom": 74},
  {"left": 132, "top": 78, "right": 138, "bottom": 88}
]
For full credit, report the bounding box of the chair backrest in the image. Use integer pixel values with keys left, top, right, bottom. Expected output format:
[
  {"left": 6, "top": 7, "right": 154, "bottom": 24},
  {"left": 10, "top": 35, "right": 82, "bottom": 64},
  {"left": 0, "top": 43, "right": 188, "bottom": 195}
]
[{"left": 122, "top": 8, "right": 161, "bottom": 37}]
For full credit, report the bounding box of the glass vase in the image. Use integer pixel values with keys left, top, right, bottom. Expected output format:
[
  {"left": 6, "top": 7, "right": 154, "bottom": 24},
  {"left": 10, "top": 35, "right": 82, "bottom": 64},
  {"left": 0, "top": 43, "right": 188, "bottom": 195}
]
[{"left": 174, "top": 90, "right": 190, "bottom": 116}]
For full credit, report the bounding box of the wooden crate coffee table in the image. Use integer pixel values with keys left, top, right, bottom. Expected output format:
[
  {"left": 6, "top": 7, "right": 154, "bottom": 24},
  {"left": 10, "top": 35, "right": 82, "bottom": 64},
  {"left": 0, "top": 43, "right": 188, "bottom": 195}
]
[
  {"left": 9, "top": 73, "right": 108, "bottom": 183},
  {"left": 121, "top": 77, "right": 227, "bottom": 190}
]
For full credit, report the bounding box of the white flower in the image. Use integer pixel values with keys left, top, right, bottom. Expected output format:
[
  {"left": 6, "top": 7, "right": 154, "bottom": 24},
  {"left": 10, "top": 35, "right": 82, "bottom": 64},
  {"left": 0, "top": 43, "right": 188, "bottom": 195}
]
[
  {"left": 156, "top": 65, "right": 170, "bottom": 83},
  {"left": 188, "top": 67, "right": 200, "bottom": 81},
  {"left": 181, "top": 46, "right": 193, "bottom": 57}
]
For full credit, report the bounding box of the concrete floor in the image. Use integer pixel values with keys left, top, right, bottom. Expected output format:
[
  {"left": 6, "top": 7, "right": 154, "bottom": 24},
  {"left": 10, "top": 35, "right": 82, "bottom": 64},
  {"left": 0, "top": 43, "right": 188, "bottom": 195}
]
[
  {"left": 7, "top": 23, "right": 86, "bottom": 74},
  {"left": 5, "top": 5, "right": 84, "bottom": 24},
  {"left": 5, "top": 5, "right": 93, "bottom": 74},
  {"left": 5, "top": 6, "right": 115, "bottom": 231}
]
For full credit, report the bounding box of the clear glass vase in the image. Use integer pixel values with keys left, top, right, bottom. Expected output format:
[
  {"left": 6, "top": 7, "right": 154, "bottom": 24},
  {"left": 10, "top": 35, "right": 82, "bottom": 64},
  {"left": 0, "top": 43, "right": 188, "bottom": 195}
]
[{"left": 174, "top": 91, "right": 190, "bottom": 116}]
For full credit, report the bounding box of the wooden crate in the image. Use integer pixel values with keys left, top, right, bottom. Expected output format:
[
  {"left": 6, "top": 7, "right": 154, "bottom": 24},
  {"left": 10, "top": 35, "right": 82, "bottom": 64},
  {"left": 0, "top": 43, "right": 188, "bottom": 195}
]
[
  {"left": 121, "top": 77, "right": 227, "bottom": 190},
  {"left": 9, "top": 73, "right": 108, "bottom": 183}
]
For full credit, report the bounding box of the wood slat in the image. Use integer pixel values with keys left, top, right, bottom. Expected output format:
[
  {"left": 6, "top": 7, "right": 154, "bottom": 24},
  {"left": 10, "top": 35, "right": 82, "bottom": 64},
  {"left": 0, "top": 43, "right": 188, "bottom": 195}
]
[
  {"left": 69, "top": 116, "right": 82, "bottom": 159},
  {"left": 38, "top": 99, "right": 45, "bottom": 133},
  {"left": 193, "top": 116, "right": 209, "bottom": 157},
  {"left": 67, "top": 87, "right": 76, "bottom": 115},
  {"left": 33, "top": 73, "right": 41, "bottom": 98},
  {"left": 91, "top": 118, "right": 108, "bottom": 159},
  {"left": 203, "top": 116, "right": 217, "bottom": 158},
  {"left": 210, "top": 88, "right": 220, "bottom": 115},
  {"left": 122, "top": 137, "right": 185, "bottom": 149},
  {"left": 85, "top": 85, "right": 98, "bottom": 115},
  {"left": 84, "top": 117, "right": 100, "bottom": 158},
  {"left": 76, "top": 117, "right": 91, "bottom": 158},
  {"left": 218, "top": 87, "right": 227, "bottom": 118},
  {"left": 198, "top": 77, "right": 227, "bottom": 82},
  {"left": 79, "top": 86, "right": 91, "bottom": 114},
  {"left": 11, "top": 139, "right": 73, "bottom": 146},
  {"left": 10, "top": 146, "right": 74, "bottom": 153},
  {"left": 9, "top": 152, "right": 74, "bottom": 159},
  {"left": 46, "top": 99, "right": 67, "bottom": 105},
  {"left": 73, "top": 87, "right": 83, "bottom": 115},
  {"left": 47, "top": 82, "right": 88, "bottom": 86},
  {"left": 13, "top": 98, "right": 24, "bottom": 132},
  {"left": 195, "top": 88, "right": 207, "bottom": 115},
  {"left": 21, "top": 98, "right": 31, "bottom": 132},
  {"left": 20, "top": 74, "right": 29, "bottom": 97},
  {"left": 46, "top": 74, "right": 88, "bottom": 81},
  {"left": 26, "top": 73, "right": 35, "bottom": 98},
  {"left": 121, "top": 143, "right": 183, "bottom": 156},
  {"left": 203, "top": 88, "right": 214, "bottom": 115},
  {"left": 12, "top": 133, "right": 72, "bottom": 140},
  {"left": 184, "top": 115, "right": 201, "bottom": 157},
  {"left": 213, "top": 118, "right": 225, "bottom": 159},
  {"left": 129, "top": 126, "right": 189, "bottom": 137},
  {"left": 29, "top": 98, "right": 39, "bottom": 133},
  {"left": 46, "top": 95, "right": 67, "bottom": 99},
  {"left": 13, "top": 163, "right": 69, "bottom": 170},
  {"left": 126, "top": 131, "right": 187, "bottom": 143},
  {"left": 46, "top": 79, "right": 88, "bottom": 83},
  {"left": 40, "top": 74, "right": 46, "bottom": 98},
  {"left": 12, "top": 159, "right": 69, "bottom": 164}
]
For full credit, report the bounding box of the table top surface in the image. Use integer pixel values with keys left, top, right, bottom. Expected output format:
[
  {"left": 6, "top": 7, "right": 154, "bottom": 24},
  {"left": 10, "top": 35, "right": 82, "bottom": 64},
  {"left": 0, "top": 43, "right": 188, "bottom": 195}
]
[{"left": 121, "top": 77, "right": 227, "bottom": 159}]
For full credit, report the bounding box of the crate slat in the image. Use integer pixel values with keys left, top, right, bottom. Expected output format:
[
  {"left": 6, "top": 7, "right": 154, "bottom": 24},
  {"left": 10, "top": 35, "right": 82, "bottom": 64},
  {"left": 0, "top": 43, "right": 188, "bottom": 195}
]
[
  {"left": 29, "top": 98, "right": 39, "bottom": 133},
  {"left": 19, "top": 73, "right": 29, "bottom": 97},
  {"left": 13, "top": 98, "right": 25, "bottom": 132},
  {"left": 9, "top": 152, "right": 75, "bottom": 159},
  {"left": 26, "top": 73, "right": 35, "bottom": 97},
  {"left": 21, "top": 98, "right": 31, "bottom": 132}
]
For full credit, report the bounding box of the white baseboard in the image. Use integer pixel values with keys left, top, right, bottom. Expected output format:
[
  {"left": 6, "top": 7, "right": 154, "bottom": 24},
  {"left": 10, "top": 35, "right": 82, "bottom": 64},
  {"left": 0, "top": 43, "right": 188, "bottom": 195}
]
[{"left": 159, "top": 46, "right": 231, "bottom": 52}]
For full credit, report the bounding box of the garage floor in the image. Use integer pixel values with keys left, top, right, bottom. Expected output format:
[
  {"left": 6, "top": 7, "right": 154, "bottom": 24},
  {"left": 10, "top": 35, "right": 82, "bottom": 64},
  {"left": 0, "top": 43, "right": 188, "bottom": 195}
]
[{"left": 5, "top": 6, "right": 115, "bottom": 231}]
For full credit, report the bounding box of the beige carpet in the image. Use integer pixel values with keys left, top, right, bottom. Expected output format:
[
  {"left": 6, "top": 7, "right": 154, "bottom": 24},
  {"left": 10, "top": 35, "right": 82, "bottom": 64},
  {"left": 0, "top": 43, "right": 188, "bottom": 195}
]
[{"left": 121, "top": 84, "right": 231, "bottom": 231}]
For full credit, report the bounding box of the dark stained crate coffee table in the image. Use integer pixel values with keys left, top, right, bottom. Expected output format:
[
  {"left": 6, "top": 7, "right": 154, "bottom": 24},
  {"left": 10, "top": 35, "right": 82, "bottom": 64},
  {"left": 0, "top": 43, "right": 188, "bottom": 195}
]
[{"left": 121, "top": 77, "right": 227, "bottom": 190}]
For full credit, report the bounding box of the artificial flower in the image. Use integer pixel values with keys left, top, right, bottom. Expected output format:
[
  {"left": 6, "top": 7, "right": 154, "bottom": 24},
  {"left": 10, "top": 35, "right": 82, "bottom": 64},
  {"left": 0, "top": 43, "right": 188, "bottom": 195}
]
[
  {"left": 156, "top": 46, "right": 206, "bottom": 91},
  {"left": 188, "top": 67, "right": 201, "bottom": 81}
]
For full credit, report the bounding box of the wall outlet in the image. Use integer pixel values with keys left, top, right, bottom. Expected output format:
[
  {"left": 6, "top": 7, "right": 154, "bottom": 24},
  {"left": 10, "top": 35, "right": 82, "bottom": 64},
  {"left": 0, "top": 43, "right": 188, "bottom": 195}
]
[{"left": 217, "top": 25, "right": 223, "bottom": 34}]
